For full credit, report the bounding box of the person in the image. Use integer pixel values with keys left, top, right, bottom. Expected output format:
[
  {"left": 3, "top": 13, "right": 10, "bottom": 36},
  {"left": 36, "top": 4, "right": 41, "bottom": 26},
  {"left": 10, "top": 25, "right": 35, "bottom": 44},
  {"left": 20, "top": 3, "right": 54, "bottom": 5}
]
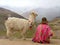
[{"left": 32, "top": 17, "right": 53, "bottom": 44}]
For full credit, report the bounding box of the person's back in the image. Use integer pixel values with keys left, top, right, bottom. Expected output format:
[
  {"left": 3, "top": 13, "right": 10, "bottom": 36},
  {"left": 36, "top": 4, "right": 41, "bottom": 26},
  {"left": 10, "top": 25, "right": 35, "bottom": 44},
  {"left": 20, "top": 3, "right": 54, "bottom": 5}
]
[{"left": 32, "top": 17, "right": 53, "bottom": 44}]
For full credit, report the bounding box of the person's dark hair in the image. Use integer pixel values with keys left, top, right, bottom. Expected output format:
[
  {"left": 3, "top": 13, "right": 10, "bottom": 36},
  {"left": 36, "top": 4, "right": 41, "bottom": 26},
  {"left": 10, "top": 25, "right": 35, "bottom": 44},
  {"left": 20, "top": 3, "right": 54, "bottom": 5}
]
[{"left": 41, "top": 17, "right": 48, "bottom": 24}]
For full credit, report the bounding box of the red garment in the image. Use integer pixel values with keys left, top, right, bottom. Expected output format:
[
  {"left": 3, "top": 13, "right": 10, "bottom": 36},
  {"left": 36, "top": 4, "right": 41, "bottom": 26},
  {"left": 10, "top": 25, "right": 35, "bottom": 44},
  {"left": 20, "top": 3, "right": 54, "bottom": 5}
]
[{"left": 32, "top": 24, "right": 53, "bottom": 43}]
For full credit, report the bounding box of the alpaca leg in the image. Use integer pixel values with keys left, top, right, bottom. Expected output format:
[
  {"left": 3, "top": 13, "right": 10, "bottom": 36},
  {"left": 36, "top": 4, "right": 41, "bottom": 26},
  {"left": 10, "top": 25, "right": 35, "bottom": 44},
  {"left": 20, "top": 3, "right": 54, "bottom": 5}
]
[
  {"left": 7, "top": 29, "right": 14, "bottom": 40},
  {"left": 6, "top": 27, "right": 13, "bottom": 38},
  {"left": 7, "top": 29, "right": 12, "bottom": 38},
  {"left": 21, "top": 28, "right": 27, "bottom": 39}
]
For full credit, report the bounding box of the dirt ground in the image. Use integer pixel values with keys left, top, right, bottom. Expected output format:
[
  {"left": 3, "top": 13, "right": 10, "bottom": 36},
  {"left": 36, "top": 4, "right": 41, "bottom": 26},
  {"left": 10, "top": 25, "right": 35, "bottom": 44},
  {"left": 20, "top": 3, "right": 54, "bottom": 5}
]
[{"left": 0, "top": 38, "right": 60, "bottom": 45}]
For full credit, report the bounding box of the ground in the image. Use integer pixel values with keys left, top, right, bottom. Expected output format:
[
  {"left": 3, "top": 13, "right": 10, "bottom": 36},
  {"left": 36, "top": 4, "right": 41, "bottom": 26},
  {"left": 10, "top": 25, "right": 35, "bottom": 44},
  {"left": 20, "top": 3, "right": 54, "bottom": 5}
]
[{"left": 0, "top": 38, "right": 60, "bottom": 45}]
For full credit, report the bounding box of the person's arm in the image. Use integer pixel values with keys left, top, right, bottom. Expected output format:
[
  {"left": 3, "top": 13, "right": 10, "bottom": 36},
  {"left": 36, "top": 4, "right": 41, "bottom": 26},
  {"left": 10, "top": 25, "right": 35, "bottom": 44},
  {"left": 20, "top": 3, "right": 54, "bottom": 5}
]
[
  {"left": 48, "top": 26, "right": 53, "bottom": 36},
  {"left": 49, "top": 30, "right": 53, "bottom": 36}
]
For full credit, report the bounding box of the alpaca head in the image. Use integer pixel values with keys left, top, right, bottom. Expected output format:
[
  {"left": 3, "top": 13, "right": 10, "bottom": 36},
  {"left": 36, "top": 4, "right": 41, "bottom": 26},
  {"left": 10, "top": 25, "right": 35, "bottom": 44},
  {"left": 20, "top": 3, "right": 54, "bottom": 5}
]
[
  {"left": 29, "top": 11, "right": 38, "bottom": 22},
  {"left": 30, "top": 11, "right": 38, "bottom": 18},
  {"left": 28, "top": 11, "right": 38, "bottom": 29}
]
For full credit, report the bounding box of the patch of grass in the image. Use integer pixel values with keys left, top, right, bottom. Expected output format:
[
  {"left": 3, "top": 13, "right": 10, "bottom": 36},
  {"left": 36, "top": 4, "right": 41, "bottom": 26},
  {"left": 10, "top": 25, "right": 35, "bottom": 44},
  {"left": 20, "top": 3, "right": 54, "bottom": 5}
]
[
  {"left": 0, "top": 30, "right": 6, "bottom": 36},
  {"left": 52, "top": 36, "right": 60, "bottom": 39},
  {"left": 0, "top": 27, "right": 60, "bottom": 39},
  {"left": 0, "top": 28, "right": 36, "bottom": 38},
  {"left": 25, "top": 29, "right": 35, "bottom": 38}
]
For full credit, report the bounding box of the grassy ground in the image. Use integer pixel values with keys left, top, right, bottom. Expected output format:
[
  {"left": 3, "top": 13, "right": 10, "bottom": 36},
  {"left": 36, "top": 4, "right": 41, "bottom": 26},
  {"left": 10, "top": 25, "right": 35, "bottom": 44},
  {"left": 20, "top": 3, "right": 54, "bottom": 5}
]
[
  {"left": 0, "top": 27, "right": 36, "bottom": 39},
  {"left": 0, "top": 30, "right": 6, "bottom": 36},
  {"left": 0, "top": 21, "right": 60, "bottom": 39}
]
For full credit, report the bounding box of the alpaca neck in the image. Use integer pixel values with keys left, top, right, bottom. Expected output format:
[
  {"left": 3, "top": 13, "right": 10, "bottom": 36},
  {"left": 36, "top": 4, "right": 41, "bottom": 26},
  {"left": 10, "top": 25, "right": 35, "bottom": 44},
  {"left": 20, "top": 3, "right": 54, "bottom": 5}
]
[{"left": 28, "top": 15, "right": 35, "bottom": 24}]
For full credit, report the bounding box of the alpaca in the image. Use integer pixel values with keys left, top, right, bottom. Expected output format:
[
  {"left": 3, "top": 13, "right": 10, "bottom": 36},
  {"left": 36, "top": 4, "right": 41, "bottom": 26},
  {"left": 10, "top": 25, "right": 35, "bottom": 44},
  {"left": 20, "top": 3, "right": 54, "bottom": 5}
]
[{"left": 5, "top": 11, "right": 38, "bottom": 39}]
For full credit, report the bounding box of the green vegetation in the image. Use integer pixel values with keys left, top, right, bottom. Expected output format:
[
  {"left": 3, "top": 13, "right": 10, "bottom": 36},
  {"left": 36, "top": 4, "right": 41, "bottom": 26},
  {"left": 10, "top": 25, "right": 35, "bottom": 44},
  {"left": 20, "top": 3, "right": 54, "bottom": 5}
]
[
  {"left": 0, "top": 28, "right": 36, "bottom": 38},
  {"left": 0, "top": 30, "right": 6, "bottom": 36}
]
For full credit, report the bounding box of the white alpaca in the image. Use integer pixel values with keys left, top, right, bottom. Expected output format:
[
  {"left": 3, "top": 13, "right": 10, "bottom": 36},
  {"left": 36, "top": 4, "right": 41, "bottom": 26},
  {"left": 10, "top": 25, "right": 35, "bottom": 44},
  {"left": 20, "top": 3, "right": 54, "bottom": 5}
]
[{"left": 5, "top": 11, "right": 38, "bottom": 38}]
